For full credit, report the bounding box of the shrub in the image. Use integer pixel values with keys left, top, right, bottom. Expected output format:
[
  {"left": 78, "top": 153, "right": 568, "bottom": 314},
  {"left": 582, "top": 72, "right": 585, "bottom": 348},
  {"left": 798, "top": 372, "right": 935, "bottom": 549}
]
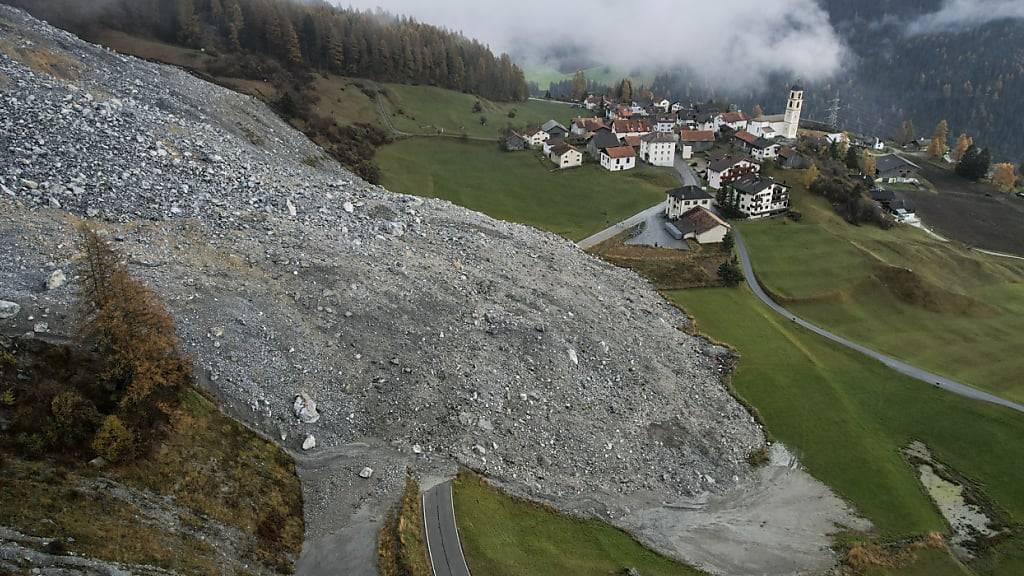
[
  {"left": 718, "top": 260, "right": 744, "bottom": 287},
  {"left": 471, "top": 100, "right": 483, "bottom": 113},
  {"left": 92, "top": 415, "right": 135, "bottom": 462},
  {"left": 51, "top": 391, "right": 101, "bottom": 445}
]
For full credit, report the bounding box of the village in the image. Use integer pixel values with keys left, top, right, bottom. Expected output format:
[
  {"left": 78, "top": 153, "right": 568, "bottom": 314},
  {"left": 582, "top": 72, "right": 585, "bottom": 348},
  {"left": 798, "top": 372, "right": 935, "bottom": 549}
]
[{"left": 504, "top": 84, "right": 929, "bottom": 248}]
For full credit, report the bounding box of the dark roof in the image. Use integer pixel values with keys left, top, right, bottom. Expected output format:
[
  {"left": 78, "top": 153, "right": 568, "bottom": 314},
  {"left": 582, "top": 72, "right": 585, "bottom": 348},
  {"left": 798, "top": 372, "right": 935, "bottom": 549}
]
[
  {"left": 549, "top": 142, "right": 577, "bottom": 156},
  {"left": 674, "top": 207, "right": 730, "bottom": 236},
  {"left": 734, "top": 131, "right": 777, "bottom": 149},
  {"left": 589, "top": 128, "right": 620, "bottom": 149},
  {"left": 875, "top": 154, "right": 920, "bottom": 173},
  {"left": 709, "top": 155, "right": 757, "bottom": 172},
  {"left": 869, "top": 188, "right": 896, "bottom": 202},
  {"left": 890, "top": 198, "right": 916, "bottom": 212},
  {"left": 720, "top": 111, "right": 747, "bottom": 123},
  {"left": 731, "top": 175, "right": 783, "bottom": 195},
  {"left": 640, "top": 132, "right": 677, "bottom": 143},
  {"left": 668, "top": 186, "right": 712, "bottom": 201}
]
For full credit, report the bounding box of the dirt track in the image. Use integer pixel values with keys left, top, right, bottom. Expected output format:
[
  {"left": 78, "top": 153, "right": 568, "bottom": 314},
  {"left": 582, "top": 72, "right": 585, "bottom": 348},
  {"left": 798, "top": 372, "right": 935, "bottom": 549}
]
[{"left": 903, "top": 158, "right": 1024, "bottom": 256}]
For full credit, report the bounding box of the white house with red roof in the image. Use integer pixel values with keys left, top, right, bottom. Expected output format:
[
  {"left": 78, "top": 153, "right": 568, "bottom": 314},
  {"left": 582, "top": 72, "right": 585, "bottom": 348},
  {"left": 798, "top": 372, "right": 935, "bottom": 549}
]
[{"left": 600, "top": 146, "right": 637, "bottom": 171}]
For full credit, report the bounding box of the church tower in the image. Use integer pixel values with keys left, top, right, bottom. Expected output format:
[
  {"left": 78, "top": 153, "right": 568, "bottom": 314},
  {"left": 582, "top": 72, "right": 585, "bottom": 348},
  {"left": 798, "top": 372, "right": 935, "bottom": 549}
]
[{"left": 783, "top": 83, "right": 803, "bottom": 139}]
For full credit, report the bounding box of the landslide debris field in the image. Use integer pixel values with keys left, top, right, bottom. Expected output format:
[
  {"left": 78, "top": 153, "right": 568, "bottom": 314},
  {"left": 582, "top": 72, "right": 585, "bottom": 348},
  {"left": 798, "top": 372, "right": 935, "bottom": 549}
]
[{"left": 0, "top": 7, "right": 864, "bottom": 575}]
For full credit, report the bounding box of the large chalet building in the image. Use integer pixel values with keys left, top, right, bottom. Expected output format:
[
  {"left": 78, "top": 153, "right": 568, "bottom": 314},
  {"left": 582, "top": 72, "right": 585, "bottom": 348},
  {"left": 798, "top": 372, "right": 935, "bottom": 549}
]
[
  {"left": 727, "top": 175, "right": 790, "bottom": 218},
  {"left": 708, "top": 155, "right": 760, "bottom": 189}
]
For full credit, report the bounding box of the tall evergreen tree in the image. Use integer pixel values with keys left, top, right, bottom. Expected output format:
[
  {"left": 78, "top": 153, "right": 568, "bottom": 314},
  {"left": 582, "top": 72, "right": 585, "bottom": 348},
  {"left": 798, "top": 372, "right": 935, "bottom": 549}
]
[{"left": 928, "top": 119, "right": 949, "bottom": 158}]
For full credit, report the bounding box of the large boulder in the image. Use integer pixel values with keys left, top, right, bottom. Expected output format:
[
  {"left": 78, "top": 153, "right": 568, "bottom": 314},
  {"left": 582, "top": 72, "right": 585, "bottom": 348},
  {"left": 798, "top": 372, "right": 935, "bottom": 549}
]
[
  {"left": 0, "top": 301, "right": 20, "bottom": 320},
  {"left": 292, "top": 392, "right": 321, "bottom": 424}
]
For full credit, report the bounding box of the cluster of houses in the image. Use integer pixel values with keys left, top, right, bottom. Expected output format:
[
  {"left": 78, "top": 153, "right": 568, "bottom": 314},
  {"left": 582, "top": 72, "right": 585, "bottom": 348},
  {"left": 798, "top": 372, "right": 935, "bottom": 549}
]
[{"left": 507, "top": 84, "right": 930, "bottom": 246}]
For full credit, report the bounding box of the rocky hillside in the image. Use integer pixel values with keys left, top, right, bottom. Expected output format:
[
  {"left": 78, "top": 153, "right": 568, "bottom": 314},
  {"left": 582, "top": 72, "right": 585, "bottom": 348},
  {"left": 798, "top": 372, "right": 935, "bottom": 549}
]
[{"left": 0, "top": 7, "right": 864, "bottom": 575}]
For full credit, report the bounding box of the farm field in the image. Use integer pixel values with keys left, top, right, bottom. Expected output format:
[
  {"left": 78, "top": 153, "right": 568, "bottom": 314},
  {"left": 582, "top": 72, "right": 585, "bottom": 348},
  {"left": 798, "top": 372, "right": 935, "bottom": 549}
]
[
  {"left": 376, "top": 138, "right": 675, "bottom": 241},
  {"left": 668, "top": 286, "right": 1024, "bottom": 576},
  {"left": 736, "top": 166, "right": 1024, "bottom": 404},
  {"left": 453, "top": 473, "right": 704, "bottom": 576}
]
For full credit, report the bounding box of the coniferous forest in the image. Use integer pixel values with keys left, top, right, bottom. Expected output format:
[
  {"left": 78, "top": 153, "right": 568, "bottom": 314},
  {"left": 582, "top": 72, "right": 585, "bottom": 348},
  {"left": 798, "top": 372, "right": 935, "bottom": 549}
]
[{"left": 10, "top": 0, "right": 528, "bottom": 103}]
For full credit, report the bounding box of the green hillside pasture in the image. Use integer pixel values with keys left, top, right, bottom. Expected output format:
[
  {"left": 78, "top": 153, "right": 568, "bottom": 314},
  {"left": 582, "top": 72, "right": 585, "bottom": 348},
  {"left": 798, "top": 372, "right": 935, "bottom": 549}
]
[
  {"left": 669, "top": 286, "right": 1024, "bottom": 575},
  {"left": 738, "top": 167, "right": 1024, "bottom": 404},
  {"left": 376, "top": 138, "right": 673, "bottom": 241}
]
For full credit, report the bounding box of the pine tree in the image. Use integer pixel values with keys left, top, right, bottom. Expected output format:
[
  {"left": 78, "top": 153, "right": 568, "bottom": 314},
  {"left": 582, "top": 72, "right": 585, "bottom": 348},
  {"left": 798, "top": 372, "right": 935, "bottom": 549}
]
[
  {"left": 952, "top": 133, "right": 973, "bottom": 163},
  {"left": 752, "top": 104, "right": 764, "bottom": 118},
  {"left": 617, "top": 78, "right": 634, "bottom": 102},
  {"left": 899, "top": 119, "right": 916, "bottom": 144},
  {"left": 845, "top": 146, "right": 860, "bottom": 170},
  {"left": 224, "top": 0, "right": 243, "bottom": 51},
  {"left": 928, "top": 119, "right": 949, "bottom": 158},
  {"left": 281, "top": 16, "right": 303, "bottom": 67},
  {"left": 991, "top": 163, "right": 1017, "bottom": 190},
  {"left": 176, "top": 0, "right": 201, "bottom": 47},
  {"left": 956, "top": 145, "right": 991, "bottom": 181},
  {"left": 863, "top": 153, "right": 877, "bottom": 178},
  {"left": 803, "top": 164, "right": 820, "bottom": 187},
  {"left": 571, "top": 70, "right": 587, "bottom": 101}
]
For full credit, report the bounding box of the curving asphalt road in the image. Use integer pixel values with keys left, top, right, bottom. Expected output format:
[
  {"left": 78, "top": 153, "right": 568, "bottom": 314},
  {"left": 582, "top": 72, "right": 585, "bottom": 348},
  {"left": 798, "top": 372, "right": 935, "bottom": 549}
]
[
  {"left": 576, "top": 201, "right": 667, "bottom": 249},
  {"left": 732, "top": 230, "right": 1024, "bottom": 415},
  {"left": 423, "top": 481, "right": 471, "bottom": 576}
]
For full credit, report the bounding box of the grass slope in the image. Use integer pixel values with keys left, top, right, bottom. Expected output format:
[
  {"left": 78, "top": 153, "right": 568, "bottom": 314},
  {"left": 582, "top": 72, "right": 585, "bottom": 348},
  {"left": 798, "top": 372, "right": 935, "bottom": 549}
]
[
  {"left": 668, "top": 286, "right": 1024, "bottom": 575},
  {"left": 383, "top": 83, "right": 580, "bottom": 139},
  {"left": 453, "top": 473, "right": 703, "bottom": 576},
  {"left": 377, "top": 138, "right": 674, "bottom": 241},
  {"left": 738, "top": 166, "right": 1024, "bottom": 403}
]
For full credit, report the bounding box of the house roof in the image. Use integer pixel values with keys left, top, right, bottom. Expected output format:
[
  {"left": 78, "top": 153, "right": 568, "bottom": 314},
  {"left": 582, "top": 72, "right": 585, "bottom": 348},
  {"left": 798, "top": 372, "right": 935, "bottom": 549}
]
[
  {"left": 668, "top": 186, "right": 712, "bottom": 201},
  {"left": 542, "top": 120, "right": 567, "bottom": 132},
  {"left": 735, "top": 131, "right": 776, "bottom": 149},
  {"left": 603, "top": 146, "right": 636, "bottom": 159},
  {"left": 612, "top": 119, "right": 650, "bottom": 133},
  {"left": 674, "top": 207, "right": 730, "bottom": 236},
  {"left": 656, "top": 113, "right": 678, "bottom": 123},
  {"left": 875, "top": 154, "right": 920, "bottom": 173},
  {"left": 709, "top": 155, "right": 757, "bottom": 172},
  {"left": 549, "top": 142, "right": 578, "bottom": 157},
  {"left": 869, "top": 188, "right": 896, "bottom": 201},
  {"left": 720, "top": 111, "right": 748, "bottom": 123},
  {"left": 623, "top": 135, "right": 642, "bottom": 147},
  {"left": 731, "top": 175, "right": 784, "bottom": 195},
  {"left": 641, "top": 131, "right": 678, "bottom": 143},
  {"left": 753, "top": 114, "right": 786, "bottom": 123},
  {"left": 524, "top": 126, "right": 545, "bottom": 136},
  {"left": 778, "top": 146, "right": 797, "bottom": 159},
  {"left": 679, "top": 130, "right": 715, "bottom": 142},
  {"left": 573, "top": 117, "right": 607, "bottom": 131},
  {"left": 589, "top": 128, "right": 621, "bottom": 149}
]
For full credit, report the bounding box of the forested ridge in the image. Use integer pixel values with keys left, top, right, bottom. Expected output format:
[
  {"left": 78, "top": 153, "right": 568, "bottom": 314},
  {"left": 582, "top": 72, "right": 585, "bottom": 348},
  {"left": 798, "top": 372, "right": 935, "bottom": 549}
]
[{"left": 6, "top": 0, "right": 528, "bottom": 103}]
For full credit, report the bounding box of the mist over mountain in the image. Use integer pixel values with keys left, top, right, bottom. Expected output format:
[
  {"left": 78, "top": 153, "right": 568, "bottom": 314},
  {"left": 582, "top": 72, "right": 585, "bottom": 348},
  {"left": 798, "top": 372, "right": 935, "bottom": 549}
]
[{"left": 341, "top": 0, "right": 1024, "bottom": 162}]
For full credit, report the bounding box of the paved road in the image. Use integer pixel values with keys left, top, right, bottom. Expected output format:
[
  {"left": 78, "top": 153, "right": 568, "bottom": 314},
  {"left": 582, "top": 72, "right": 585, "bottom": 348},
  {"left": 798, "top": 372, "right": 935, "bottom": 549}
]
[
  {"left": 576, "top": 201, "right": 667, "bottom": 249},
  {"left": 673, "top": 156, "right": 700, "bottom": 187},
  {"left": 732, "top": 230, "right": 1024, "bottom": 415},
  {"left": 423, "top": 481, "right": 471, "bottom": 576}
]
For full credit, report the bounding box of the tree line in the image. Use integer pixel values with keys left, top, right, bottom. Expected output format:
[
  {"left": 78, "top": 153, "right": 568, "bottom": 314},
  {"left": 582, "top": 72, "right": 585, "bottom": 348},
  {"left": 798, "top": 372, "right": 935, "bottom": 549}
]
[{"left": 10, "top": 0, "right": 529, "bottom": 103}]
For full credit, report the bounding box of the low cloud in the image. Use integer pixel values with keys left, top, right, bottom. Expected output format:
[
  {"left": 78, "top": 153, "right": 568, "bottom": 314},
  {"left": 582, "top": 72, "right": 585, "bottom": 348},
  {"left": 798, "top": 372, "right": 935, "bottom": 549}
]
[
  {"left": 907, "top": 0, "right": 1024, "bottom": 35},
  {"left": 334, "top": 0, "right": 848, "bottom": 89}
]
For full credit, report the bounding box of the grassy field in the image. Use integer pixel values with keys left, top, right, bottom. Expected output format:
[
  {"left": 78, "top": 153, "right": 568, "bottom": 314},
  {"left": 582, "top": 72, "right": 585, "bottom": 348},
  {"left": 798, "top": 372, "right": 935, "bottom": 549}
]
[
  {"left": 737, "top": 166, "right": 1024, "bottom": 403},
  {"left": 382, "top": 84, "right": 580, "bottom": 139},
  {"left": 377, "top": 138, "right": 675, "bottom": 241},
  {"left": 669, "top": 286, "right": 1024, "bottom": 575},
  {"left": 453, "top": 473, "right": 704, "bottom": 576}
]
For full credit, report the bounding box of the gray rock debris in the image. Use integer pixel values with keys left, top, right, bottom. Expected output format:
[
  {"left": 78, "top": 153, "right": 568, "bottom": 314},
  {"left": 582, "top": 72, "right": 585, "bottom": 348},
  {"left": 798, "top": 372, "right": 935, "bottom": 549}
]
[
  {"left": 0, "top": 301, "right": 19, "bottom": 319},
  {"left": 293, "top": 393, "right": 320, "bottom": 424},
  {"left": 45, "top": 269, "right": 66, "bottom": 290},
  {"left": 0, "top": 4, "right": 765, "bottom": 563}
]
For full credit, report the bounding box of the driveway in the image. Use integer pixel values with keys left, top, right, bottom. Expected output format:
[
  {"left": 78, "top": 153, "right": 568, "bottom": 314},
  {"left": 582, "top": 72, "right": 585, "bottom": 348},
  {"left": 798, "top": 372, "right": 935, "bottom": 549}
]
[
  {"left": 673, "top": 156, "right": 700, "bottom": 187},
  {"left": 577, "top": 201, "right": 668, "bottom": 249},
  {"left": 732, "top": 230, "right": 1024, "bottom": 414}
]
